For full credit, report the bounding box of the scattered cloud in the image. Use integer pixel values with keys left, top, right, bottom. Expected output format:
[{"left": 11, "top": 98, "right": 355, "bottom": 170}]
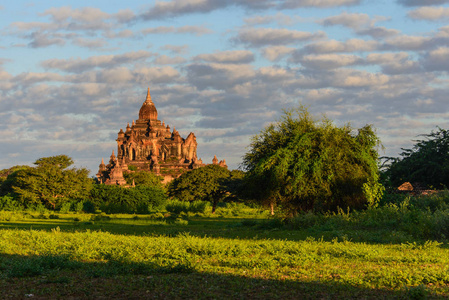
[
  {"left": 161, "top": 44, "right": 190, "bottom": 54},
  {"left": 298, "top": 38, "right": 378, "bottom": 55},
  {"left": 357, "top": 26, "right": 400, "bottom": 39},
  {"left": 41, "top": 51, "right": 153, "bottom": 73},
  {"left": 232, "top": 28, "right": 325, "bottom": 47},
  {"left": 261, "top": 45, "right": 295, "bottom": 61},
  {"left": 153, "top": 55, "right": 187, "bottom": 65},
  {"left": 194, "top": 50, "right": 254, "bottom": 64},
  {"left": 408, "top": 6, "right": 449, "bottom": 20},
  {"left": 281, "top": 0, "right": 361, "bottom": 9},
  {"left": 244, "top": 12, "right": 304, "bottom": 26},
  {"left": 2, "top": 1, "right": 449, "bottom": 174},
  {"left": 423, "top": 47, "right": 449, "bottom": 71},
  {"left": 142, "top": 25, "right": 212, "bottom": 36},
  {"left": 320, "top": 12, "right": 371, "bottom": 28},
  {"left": 73, "top": 37, "right": 107, "bottom": 49},
  {"left": 298, "top": 53, "right": 364, "bottom": 69},
  {"left": 398, "top": 0, "right": 449, "bottom": 7}
]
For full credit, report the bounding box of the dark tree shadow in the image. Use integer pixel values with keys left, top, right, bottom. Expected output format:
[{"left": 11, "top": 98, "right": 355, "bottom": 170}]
[{"left": 1, "top": 253, "right": 436, "bottom": 299}]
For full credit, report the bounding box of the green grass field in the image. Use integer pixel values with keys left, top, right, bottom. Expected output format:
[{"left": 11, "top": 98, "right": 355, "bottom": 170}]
[{"left": 0, "top": 209, "right": 448, "bottom": 299}]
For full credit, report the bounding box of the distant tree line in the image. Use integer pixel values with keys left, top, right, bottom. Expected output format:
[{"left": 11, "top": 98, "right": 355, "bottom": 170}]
[{"left": 1, "top": 105, "right": 448, "bottom": 216}]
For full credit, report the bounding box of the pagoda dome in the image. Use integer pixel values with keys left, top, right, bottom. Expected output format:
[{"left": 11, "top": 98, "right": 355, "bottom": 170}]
[{"left": 139, "top": 87, "right": 158, "bottom": 121}]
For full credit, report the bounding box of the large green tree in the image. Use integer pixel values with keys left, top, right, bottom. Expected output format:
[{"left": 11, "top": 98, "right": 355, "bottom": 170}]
[
  {"left": 242, "top": 106, "right": 383, "bottom": 214},
  {"left": 3, "top": 155, "right": 92, "bottom": 209},
  {"left": 168, "top": 164, "right": 231, "bottom": 213},
  {"left": 383, "top": 127, "right": 449, "bottom": 189}
]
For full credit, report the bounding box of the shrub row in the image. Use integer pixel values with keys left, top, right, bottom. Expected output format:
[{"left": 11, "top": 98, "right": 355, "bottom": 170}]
[
  {"left": 286, "top": 192, "right": 449, "bottom": 241},
  {"left": 88, "top": 184, "right": 167, "bottom": 214}
]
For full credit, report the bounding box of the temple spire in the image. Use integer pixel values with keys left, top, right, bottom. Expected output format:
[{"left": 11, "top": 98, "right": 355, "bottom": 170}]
[{"left": 145, "top": 87, "right": 153, "bottom": 104}]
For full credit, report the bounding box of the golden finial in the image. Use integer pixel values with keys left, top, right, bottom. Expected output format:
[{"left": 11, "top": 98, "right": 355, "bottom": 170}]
[{"left": 145, "top": 87, "right": 152, "bottom": 103}]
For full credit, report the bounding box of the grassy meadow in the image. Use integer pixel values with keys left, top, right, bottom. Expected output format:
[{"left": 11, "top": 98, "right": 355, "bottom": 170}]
[{"left": 0, "top": 200, "right": 449, "bottom": 299}]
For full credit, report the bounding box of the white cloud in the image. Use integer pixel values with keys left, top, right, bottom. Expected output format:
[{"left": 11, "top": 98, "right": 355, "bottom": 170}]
[
  {"left": 357, "top": 26, "right": 400, "bottom": 39},
  {"left": 41, "top": 51, "right": 153, "bottom": 73},
  {"left": 244, "top": 12, "right": 303, "bottom": 26},
  {"left": 331, "top": 69, "right": 390, "bottom": 87},
  {"left": 281, "top": 0, "right": 361, "bottom": 8},
  {"left": 42, "top": 6, "right": 111, "bottom": 31},
  {"left": 384, "top": 35, "right": 432, "bottom": 50},
  {"left": 299, "top": 53, "right": 363, "bottom": 69},
  {"left": 261, "top": 46, "right": 295, "bottom": 61},
  {"left": 423, "top": 47, "right": 449, "bottom": 71},
  {"left": 142, "top": 25, "right": 212, "bottom": 36},
  {"left": 233, "top": 28, "right": 325, "bottom": 47},
  {"left": 298, "top": 38, "right": 378, "bottom": 55},
  {"left": 408, "top": 6, "right": 449, "bottom": 20},
  {"left": 320, "top": 12, "right": 371, "bottom": 28},
  {"left": 195, "top": 50, "right": 254, "bottom": 64}
]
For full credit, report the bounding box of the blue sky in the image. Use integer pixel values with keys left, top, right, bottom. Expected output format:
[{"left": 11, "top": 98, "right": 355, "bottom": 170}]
[{"left": 1, "top": 0, "right": 449, "bottom": 174}]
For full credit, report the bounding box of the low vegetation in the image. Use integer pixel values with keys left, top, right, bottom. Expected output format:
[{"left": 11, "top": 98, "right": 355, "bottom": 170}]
[
  {"left": 0, "top": 195, "right": 448, "bottom": 298},
  {"left": 1, "top": 107, "right": 449, "bottom": 298}
]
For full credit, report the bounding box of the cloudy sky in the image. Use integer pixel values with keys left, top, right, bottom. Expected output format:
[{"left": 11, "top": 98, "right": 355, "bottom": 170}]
[{"left": 1, "top": 0, "right": 449, "bottom": 174}]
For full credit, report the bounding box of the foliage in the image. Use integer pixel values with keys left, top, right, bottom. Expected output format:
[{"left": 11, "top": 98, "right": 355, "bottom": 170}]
[
  {"left": 0, "top": 166, "right": 33, "bottom": 197},
  {"left": 383, "top": 127, "right": 449, "bottom": 189},
  {"left": 166, "top": 199, "right": 209, "bottom": 214},
  {"left": 0, "top": 194, "right": 24, "bottom": 211},
  {"left": 241, "top": 106, "right": 382, "bottom": 214},
  {"left": 89, "top": 184, "right": 167, "bottom": 214},
  {"left": 168, "top": 164, "right": 231, "bottom": 213},
  {"left": 123, "top": 170, "right": 164, "bottom": 188},
  {"left": 0, "top": 193, "right": 449, "bottom": 299},
  {"left": 127, "top": 165, "right": 138, "bottom": 171},
  {"left": 0, "top": 155, "right": 92, "bottom": 209},
  {"left": 285, "top": 192, "right": 449, "bottom": 242}
]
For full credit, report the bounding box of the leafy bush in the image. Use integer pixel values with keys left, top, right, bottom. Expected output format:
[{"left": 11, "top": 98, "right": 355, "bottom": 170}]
[
  {"left": 0, "top": 195, "right": 23, "bottom": 211},
  {"left": 89, "top": 184, "right": 167, "bottom": 214},
  {"left": 165, "top": 200, "right": 210, "bottom": 215},
  {"left": 74, "top": 201, "right": 84, "bottom": 213},
  {"left": 287, "top": 211, "right": 323, "bottom": 229},
  {"left": 188, "top": 201, "right": 209, "bottom": 213},
  {"left": 284, "top": 194, "right": 449, "bottom": 241},
  {"left": 166, "top": 199, "right": 189, "bottom": 214},
  {"left": 58, "top": 201, "right": 72, "bottom": 214}
]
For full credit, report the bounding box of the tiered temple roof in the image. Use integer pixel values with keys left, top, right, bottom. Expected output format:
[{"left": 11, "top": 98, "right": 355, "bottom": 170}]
[{"left": 97, "top": 87, "right": 227, "bottom": 185}]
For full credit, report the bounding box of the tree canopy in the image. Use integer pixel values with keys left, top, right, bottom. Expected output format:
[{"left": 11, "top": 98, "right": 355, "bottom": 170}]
[
  {"left": 1, "top": 155, "right": 92, "bottom": 209},
  {"left": 168, "top": 164, "right": 231, "bottom": 213},
  {"left": 123, "top": 170, "right": 164, "bottom": 189},
  {"left": 241, "top": 106, "right": 383, "bottom": 214},
  {"left": 383, "top": 127, "right": 449, "bottom": 189}
]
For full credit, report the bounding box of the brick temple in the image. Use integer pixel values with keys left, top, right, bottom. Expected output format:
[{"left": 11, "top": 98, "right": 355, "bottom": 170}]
[{"left": 97, "top": 87, "right": 227, "bottom": 185}]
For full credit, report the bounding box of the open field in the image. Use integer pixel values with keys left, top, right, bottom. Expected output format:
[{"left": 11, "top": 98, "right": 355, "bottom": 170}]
[{"left": 0, "top": 209, "right": 448, "bottom": 299}]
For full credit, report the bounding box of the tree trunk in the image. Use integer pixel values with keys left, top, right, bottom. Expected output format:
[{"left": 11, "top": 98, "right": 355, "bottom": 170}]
[
  {"left": 270, "top": 201, "right": 274, "bottom": 216},
  {"left": 211, "top": 199, "right": 217, "bottom": 214}
]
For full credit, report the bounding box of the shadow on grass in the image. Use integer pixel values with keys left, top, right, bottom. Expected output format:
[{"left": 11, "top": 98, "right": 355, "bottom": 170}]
[
  {"left": 1, "top": 215, "right": 448, "bottom": 246},
  {"left": 0, "top": 253, "right": 435, "bottom": 299}
]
